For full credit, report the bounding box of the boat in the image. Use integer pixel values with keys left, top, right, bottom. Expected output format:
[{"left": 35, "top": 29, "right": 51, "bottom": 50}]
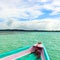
[{"left": 0, "top": 44, "right": 50, "bottom": 60}]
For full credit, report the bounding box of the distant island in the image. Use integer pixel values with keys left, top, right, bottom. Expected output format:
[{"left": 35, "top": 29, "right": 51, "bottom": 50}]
[{"left": 0, "top": 29, "right": 60, "bottom": 32}]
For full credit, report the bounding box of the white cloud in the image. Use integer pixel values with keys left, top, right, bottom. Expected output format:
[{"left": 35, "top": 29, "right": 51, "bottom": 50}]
[
  {"left": 0, "top": 18, "right": 60, "bottom": 30},
  {"left": 26, "top": 8, "right": 43, "bottom": 19},
  {"left": 0, "top": 0, "right": 60, "bottom": 19},
  {"left": 0, "top": 0, "right": 60, "bottom": 30},
  {"left": 52, "top": 0, "right": 60, "bottom": 6},
  {"left": 50, "top": 7, "right": 60, "bottom": 15},
  {"left": 0, "top": 22, "right": 8, "bottom": 29},
  {"left": 50, "top": 0, "right": 60, "bottom": 15},
  {"left": 37, "top": 0, "right": 49, "bottom": 2},
  {"left": 41, "top": 0, "right": 60, "bottom": 16},
  {"left": 0, "top": 0, "right": 43, "bottom": 19},
  {"left": 10, "top": 19, "right": 60, "bottom": 30}
]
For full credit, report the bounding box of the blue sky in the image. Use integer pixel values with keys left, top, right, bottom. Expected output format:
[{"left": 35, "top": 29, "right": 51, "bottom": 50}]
[{"left": 0, "top": 0, "right": 60, "bottom": 30}]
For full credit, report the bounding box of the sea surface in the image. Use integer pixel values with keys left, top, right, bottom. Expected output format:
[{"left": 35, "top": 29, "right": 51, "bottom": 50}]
[{"left": 0, "top": 31, "right": 60, "bottom": 60}]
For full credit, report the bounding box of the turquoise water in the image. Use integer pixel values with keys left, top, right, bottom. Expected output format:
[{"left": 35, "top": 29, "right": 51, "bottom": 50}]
[{"left": 0, "top": 31, "right": 60, "bottom": 60}]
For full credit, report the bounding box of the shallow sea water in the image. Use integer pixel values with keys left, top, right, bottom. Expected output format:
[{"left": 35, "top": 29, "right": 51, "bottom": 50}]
[{"left": 0, "top": 31, "right": 60, "bottom": 60}]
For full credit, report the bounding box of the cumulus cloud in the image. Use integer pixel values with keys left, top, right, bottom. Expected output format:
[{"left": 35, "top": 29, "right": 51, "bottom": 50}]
[
  {"left": 0, "top": 0, "right": 60, "bottom": 30},
  {"left": 0, "top": 0, "right": 60, "bottom": 18},
  {"left": 43, "top": 0, "right": 60, "bottom": 15},
  {"left": 0, "top": 18, "right": 60, "bottom": 30}
]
